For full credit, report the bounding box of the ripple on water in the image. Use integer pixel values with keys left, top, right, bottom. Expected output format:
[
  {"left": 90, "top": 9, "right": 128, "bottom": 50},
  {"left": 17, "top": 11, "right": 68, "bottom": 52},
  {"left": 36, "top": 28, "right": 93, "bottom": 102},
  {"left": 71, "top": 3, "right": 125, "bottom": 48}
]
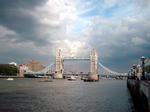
[{"left": 0, "top": 79, "right": 135, "bottom": 112}]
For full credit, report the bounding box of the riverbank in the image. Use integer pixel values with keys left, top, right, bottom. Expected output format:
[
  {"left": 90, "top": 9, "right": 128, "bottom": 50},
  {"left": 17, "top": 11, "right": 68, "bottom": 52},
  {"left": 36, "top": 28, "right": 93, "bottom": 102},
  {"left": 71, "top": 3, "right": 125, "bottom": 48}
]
[
  {"left": 127, "top": 79, "right": 150, "bottom": 112},
  {"left": 0, "top": 76, "right": 24, "bottom": 78}
]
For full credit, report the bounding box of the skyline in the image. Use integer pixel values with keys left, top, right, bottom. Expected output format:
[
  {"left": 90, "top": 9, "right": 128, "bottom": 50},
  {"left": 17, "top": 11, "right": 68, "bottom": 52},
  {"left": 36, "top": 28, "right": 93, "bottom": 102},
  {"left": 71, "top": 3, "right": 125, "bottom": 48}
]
[{"left": 0, "top": 0, "right": 150, "bottom": 72}]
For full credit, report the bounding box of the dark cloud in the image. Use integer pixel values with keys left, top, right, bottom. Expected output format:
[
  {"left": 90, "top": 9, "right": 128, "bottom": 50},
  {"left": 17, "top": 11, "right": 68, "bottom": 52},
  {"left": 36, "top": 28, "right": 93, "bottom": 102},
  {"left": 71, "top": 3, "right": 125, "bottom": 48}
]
[
  {"left": 0, "top": 0, "right": 49, "bottom": 45},
  {"left": 0, "top": 0, "right": 47, "bottom": 9},
  {"left": 0, "top": 0, "right": 150, "bottom": 73},
  {"left": 0, "top": 41, "right": 53, "bottom": 65},
  {"left": 0, "top": 0, "right": 69, "bottom": 66},
  {"left": 85, "top": 16, "right": 150, "bottom": 72}
]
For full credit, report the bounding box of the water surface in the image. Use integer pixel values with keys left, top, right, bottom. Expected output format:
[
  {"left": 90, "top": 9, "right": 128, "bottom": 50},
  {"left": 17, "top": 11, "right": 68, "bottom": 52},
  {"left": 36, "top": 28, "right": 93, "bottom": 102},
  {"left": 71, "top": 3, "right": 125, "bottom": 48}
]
[{"left": 0, "top": 79, "right": 135, "bottom": 112}]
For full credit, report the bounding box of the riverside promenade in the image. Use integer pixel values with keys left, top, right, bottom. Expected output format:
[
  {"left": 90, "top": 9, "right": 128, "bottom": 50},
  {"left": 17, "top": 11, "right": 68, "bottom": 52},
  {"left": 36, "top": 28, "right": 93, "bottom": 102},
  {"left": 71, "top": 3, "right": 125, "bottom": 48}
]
[{"left": 127, "top": 57, "right": 150, "bottom": 112}]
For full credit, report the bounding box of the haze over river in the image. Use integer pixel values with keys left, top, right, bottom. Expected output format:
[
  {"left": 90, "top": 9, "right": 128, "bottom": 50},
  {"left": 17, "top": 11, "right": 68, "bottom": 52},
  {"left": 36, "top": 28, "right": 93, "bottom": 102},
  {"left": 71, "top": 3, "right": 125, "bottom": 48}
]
[{"left": 0, "top": 79, "right": 136, "bottom": 112}]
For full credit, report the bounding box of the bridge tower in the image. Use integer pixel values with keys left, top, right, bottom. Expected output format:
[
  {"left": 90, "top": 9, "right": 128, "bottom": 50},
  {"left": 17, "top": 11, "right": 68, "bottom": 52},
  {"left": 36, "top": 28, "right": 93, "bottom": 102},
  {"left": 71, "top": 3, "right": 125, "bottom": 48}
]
[
  {"left": 54, "top": 49, "right": 63, "bottom": 79},
  {"left": 89, "top": 49, "right": 98, "bottom": 81}
]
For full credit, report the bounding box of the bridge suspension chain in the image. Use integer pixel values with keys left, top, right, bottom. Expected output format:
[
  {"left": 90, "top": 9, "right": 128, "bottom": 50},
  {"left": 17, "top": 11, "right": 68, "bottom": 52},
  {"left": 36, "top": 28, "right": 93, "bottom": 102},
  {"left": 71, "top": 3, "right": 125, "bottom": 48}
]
[{"left": 98, "top": 62, "right": 126, "bottom": 76}]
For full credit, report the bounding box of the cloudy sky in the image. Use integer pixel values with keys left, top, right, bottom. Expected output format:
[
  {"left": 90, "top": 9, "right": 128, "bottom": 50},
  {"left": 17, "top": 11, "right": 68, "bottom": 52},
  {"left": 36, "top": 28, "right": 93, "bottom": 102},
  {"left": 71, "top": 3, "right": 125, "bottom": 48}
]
[{"left": 0, "top": 0, "right": 150, "bottom": 72}]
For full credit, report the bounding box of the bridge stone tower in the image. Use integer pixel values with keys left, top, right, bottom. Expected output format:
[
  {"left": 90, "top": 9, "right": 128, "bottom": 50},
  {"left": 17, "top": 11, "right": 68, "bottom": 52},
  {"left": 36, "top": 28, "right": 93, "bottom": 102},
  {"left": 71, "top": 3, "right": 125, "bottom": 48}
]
[
  {"left": 89, "top": 49, "right": 98, "bottom": 81},
  {"left": 54, "top": 49, "right": 63, "bottom": 79}
]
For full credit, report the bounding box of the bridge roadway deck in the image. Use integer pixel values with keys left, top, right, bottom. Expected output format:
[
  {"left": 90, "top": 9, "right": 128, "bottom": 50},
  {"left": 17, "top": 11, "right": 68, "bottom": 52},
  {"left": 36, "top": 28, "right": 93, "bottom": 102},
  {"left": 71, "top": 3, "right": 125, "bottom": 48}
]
[{"left": 63, "top": 57, "right": 90, "bottom": 61}]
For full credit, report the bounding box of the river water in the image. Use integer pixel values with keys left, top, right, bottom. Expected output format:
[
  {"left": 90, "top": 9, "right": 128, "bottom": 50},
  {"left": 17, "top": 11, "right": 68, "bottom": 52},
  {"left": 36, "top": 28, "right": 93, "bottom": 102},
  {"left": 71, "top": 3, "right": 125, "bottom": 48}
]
[{"left": 0, "top": 79, "right": 136, "bottom": 112}]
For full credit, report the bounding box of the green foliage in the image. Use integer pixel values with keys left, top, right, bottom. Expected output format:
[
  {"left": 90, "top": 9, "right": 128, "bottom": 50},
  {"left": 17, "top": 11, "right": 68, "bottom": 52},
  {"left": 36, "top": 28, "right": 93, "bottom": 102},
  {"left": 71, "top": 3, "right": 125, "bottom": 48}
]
[
  {"left": 0, "top": 64, "right": 18, "bottom": 76},
  {"left": 145, "top": 65, "right": 150, "bottom": 73}
]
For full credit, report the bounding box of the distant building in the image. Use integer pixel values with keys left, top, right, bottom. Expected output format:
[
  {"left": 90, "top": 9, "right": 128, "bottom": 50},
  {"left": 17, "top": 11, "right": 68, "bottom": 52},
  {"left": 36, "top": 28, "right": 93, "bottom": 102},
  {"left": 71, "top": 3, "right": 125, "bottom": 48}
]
[
  {"left": 145, "top": 58, "right": 150, "bottom": 73},
  {"left": 9, "top": 62, "right": 17, "bottom": 66},
  {"left": 25, "top": 60, "right": 45, "bottom": 72},
  {"left": 18, "top": 64, "right": 28, "bottom": 77},
  {"left": 136, "top": 64, "right": 142, "bottom": 80}
]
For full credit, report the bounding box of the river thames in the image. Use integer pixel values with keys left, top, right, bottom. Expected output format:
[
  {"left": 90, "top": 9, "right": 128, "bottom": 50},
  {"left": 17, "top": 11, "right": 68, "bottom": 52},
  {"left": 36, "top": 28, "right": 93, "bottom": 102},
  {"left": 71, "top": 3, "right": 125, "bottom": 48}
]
[{"left": 0, "top": 79, "right": 136, "bottom": 112}]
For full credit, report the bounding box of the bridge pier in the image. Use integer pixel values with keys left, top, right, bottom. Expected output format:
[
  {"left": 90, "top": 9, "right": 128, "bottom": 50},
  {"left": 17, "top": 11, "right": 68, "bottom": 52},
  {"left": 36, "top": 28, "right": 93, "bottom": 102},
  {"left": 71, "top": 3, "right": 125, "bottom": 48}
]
[{"left": 54, "top": 73, "right": 63, "bottom": 79}]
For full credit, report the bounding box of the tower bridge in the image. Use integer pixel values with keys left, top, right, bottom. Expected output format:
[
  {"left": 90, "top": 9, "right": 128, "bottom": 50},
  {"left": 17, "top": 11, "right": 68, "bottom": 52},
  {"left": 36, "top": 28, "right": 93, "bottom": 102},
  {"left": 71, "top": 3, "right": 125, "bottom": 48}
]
[
  {"left": 54, "top": 49, "right": 98, "bottom": 80},
  {"left": 22, "top": 49, "right": 126, "bottom": 79}
]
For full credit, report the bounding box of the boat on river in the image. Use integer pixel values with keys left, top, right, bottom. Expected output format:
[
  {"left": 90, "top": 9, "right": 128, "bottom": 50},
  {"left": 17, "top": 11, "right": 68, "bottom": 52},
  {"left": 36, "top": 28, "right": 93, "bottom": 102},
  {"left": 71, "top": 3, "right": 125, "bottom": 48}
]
[
  {"left": 6, "top": 78, "right": 14, "bottom": 81},
  {"left": 68, "top": 76, "right": 76, "bottom": 81}
]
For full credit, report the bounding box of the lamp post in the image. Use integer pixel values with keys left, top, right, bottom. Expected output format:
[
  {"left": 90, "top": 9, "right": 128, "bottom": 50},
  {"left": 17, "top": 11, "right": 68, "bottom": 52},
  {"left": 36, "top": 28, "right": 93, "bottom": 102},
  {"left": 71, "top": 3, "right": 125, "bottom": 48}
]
[{"left": 141, "top": 56, "right": 145, "bottom": 80}]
